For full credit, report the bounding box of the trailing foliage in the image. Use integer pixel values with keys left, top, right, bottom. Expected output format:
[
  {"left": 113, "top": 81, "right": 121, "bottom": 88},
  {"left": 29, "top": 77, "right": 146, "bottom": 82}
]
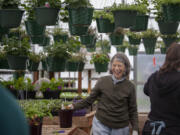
[{"left": 141, "top": 29, "right": 159, "bottom": 38}]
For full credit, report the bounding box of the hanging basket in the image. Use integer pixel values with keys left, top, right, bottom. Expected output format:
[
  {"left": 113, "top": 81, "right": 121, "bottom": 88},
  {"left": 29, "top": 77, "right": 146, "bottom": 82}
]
[
  {"left": 35, "top": 7, "right": 59, "bottom": 26},
  {"left": 66, "top": 61, "right": 79, "bottom": 71},
  {"left": 41, "top": 60, "right": 47, "bottom": 71},
  {"left": 46, "top": 57, "right": 66, "bottom": 72},
  {"left": 143, "top": 37, "right": 157, "bottom": 54},
  {"left": 28, "top": 60, "right": 39, "bottom": 71},
  {"left": 53, "top": 34, "right": 68, "bottom": 43},
  {"left": 78, "top": 62, "right": 85, "bottom": 72},
  {"left": 80, "top": 35, "right": 95, "bottom": 45},
  {"left": 0, "top": 26, "right": 9, "bottom": 35},
  {"left": 0, "top": 59, "right": 9, "bottom": 69},
  {"left": 39, "top": 36, "right": 50, "bottom": 46},
  {"left": 68, "top": 7, "right": 93, "bottom": 25},
  {"left": 25, "top": 20, "right": 46, "bottom": 36},
  {"left": 13, "top": 71, "right": 25, "bottom": 79},
  {"left": 0, "top": 9, "right": 24, "bottom": 28},
  {"left": 96, "top": 18, "right": 114, "bottom": 33},
  {"left": 116, "top": 46, "right": 126, "bottom": 53},
  {"left": 112, "top": 10, "right": 137, "bottom": 28},
  {"left": 162, "top": 4, "right": 180, "bottom": 22},
  {"left": 30, "top": 35, "right": 45, "bottom": 44},
  {"left": 8, "top": 32, "right": 20, "bottom": 39},
  {"left": 68, "top": 21, "right": 88, "bottom": 36},
  {"left": 7, "top": 55, "right": 28, "bottom": 70},
  {"left": 160, "top": 47, "right": 167, "bottom": 54},
  {"left": 101, "top": 46, "right": 111, "bottom": 53},
  {"left": 94, "top": 62, "right": 108, "bottom": 73},
  {"left": 130, "top": 14, "right": 149, "bottom": 32},
  {"left": 128, "top": 36, "right": 141, "bottom": 45},
  {"left": 109, "top": 34, "right": 124, "bottom": 45},
  {"left": 43, "top": 90, "right": 60, "bottom": 99},
  {"left": 157, "top": 20, "right": 179, "bottom": 35},
  {"left": 24, "top": 91, "right": 36, "bottom": 99},
  {"left": 128, "top": 47, "right": 138, "bottom": 56},
  {"left": 162, "top": 37, "right": 177, "bottom": 48},
  {"left": 59, "top": 109, "right": 73, "bottom": 128}
]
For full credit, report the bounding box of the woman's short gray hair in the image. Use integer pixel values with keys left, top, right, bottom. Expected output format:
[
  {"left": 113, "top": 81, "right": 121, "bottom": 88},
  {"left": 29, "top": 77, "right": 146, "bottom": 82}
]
[{"left": 109, "top": 53, "right": 131, "bottom": 77}]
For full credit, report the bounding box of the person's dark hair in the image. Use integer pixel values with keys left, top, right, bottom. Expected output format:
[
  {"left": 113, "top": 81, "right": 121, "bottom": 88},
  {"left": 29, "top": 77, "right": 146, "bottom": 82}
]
[
  {"left": 109, "top": 53, "right": 131, "bottom": 77},
  {"left": 160, "top": 43, "right": 180, "bottom": 73}
]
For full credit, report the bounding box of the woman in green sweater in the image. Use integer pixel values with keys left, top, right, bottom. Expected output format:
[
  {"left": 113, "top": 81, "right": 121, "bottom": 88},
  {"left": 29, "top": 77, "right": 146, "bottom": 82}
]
[{"left": 71, "top": 53, "right": 138, "bottom": 135}]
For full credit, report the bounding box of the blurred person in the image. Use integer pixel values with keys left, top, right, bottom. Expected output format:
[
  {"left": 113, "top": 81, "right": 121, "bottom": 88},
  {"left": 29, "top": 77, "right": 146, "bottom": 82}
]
[
  {"left": 69, "top": 53, "right": 138, "bottom": 135},
  {"left": 142, "top": 43, "right": 180, "bottom": 135}
]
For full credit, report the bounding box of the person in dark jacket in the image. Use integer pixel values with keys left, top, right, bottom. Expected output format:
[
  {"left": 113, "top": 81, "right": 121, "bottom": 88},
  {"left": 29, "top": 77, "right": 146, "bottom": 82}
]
[
  {"left": 142, "top": 43, "right": 180, "bottom": 135},
  {"left": 69, "top": 53, "right": 138, "bottom": 135}
]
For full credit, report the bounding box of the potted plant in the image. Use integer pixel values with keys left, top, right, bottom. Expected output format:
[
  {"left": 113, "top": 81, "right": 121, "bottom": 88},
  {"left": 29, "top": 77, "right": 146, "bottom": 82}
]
[
  {"left": 28, "top": 52, "right": 41, "bottom": 72},
  {"left": 45, "top": 41, "right": 70, "bottom": 72},
  {"left": 59, "top": 101, "right": 73, "bottom": 128},
  {"left": 67, "top": 36, "right": 82, "bottom": 53},
  {"left": 141, "top": 29, "right": 159, "bottom": 54},
  {"left": 130, "top": 0, "right": 149, "bottom": 31},
  {"left": 94, "top": 9, "right": 114, "bottom": 33},
  {"left": 52, "top": 27, "right": 68, "bottom": 43},
  {"left": 80, "top": 26, "right": 97, "bottom": 48},
  {"left": 34, "top": 0, "right": 61, "bottom": 26},
  {"left": 48, "top": 100, "right": 62, "bottom": 116},
  {"left": 109, "top": 27, "right": 124, "bottom": 45},
  {"left": 160, "top": 33, "right": 179, "bottom": 48},
  {"left": 22, "top": 0, "right": 46, "bottom": 37},
  {"left": 126, "top": 30, "right": 141, "bottom": 45},
  {"left": 3, "top": 37, "right": 30, "bottom": 70},
  {"left": 90, "top": 52, "right": 110, "bottom": 73},
  {"left": 116, "top": 41, "right": 128, "bottom": 53},
  {"left": 40, "top": 78, "right": 64, "bottom": 99},
  {"left": 96, "top": 39, "right": 111, "bottom": 53},
  {"left": 152, "top": 0, "right": 179, "bottom": 35},
  {"left": 0, "top": 0, "right": 24, "bottom": 28},
  {"left": 0, "top": 49, "right": 9, "bottom": 69},
  {"left": 110, "top": 3, "right": 138, "bottom": 28},
  {"left": 8, "top": 27, "right": 26, "bottom": 39},
  {"left": 128, "top": 45, "right": 139, "bottom": 56},
  {"left": 156, "top": 41, "right": 167, "bottom": 54},
  {"left": 66, "top": 53, "right": 86, "bottom": 72}
]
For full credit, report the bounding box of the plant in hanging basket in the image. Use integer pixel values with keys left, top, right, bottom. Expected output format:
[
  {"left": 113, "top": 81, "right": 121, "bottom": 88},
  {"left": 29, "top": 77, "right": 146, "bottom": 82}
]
[
  {"left": 8, "top": 27, "right": 27, "bottom": 39},
  {"left": 40, "top": 78, "right": 64, "bottom": 99},
  {"left": 128, "top": 45, "right": 139, "bottom": 56},
  {"left": 110, "top": 3, "right": 139, "bottom": 28},
  {"left": 66, "top": 52, "right": 86, "bottom": 72},
  {"left": 126, "top": 30, "right": 141, "bottom": 45},
  {"left": 90, "top": 52, "right": 110, "bottom": 73},
  {"left": 96, "top": 39, "right": 111, "bottom": 53},
  {"left": 45, "top": 41, "right": 70, "bottom": 72},
  {"left": 160, "top": 32, "right": 179, "bottom": 48},
  {"left": 52, "top": 27, "right": 68, "bottom": 43},
  {"left": 0, "top": 49, "right": 9, "bottom": 69},
  {"left": 64, "top": 0, "right": 92, "bottom": 9},
  {"left": 94, "top": 9, "right": 114, "bottom": 33},
  {"left": 141, "top": 29, "right": 159, "bottom": 54},
  {"left": 66, "top": 36, "right": 82, "bottom": 53},
  {"left": 109, "top": 27, "right": 124, "bottom": 45},
  {"left": 28, "top": 52, "right": 41, "bottom": 72},
  {"left": 3, "top": 37, "right": 30, "bottom": 70},
  {"left": 116, "top": 41, "right": 129, "bottom": 53},
  {"left": 156, "top": 41, "right": 167, "bottom": 54}
]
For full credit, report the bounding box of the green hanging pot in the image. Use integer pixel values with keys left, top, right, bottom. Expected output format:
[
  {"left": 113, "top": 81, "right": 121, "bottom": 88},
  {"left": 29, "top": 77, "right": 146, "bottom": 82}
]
[
  {"left": 66, "top": 61, "right": 79, "bottom": 71},
  {"left": 35, "top": 7, "right": 59, "bottom": 26},
  {"left": 53, "top": 34, "right": 68, "bottom": 43},
  {"left": 128, "top": 47, "right": 138, "bottom": 56},
  {"left": 46, "top": 57, "right": 66, "bottom": 72},
  {"left": 162, "top": 4, "right": 180, "bottom": 22},
  {"left": 7, "top": 55, "right": 28, "bottom": 70},
  {"left": 94, "top": 62, "right": 108, "bottom": 73},
  {"left": 78, "top": 62, "right": 85, "bottom": 72},
  {"left": 96, "top": 18, "right": 114, "bottom": 33},
  {"left": 116, "top": 46, "right": 126, "bottom": 53},
  {"left": 39, "top": 36, "right": 50, "bottom": 46},
  {"left": 30, "top": 35, "right": 45, "bottom": 44},
  {"left": 158, "top": 20, "right": 179, "bottom": 35},
  {"left": 80, "top": 35, "right": 95, "bottom": 45},
  {"left": 128, "top": 36, "right": 141, "bottom": 45},
  {"left": 109, "top": 34, "right": 124, "bottom": 45},
  {"left": 143, "top": 37, "right": 157, "bottom": 54},
  {"left": 101, "top": 46, "right": 111, "bottom": 53},
  {"left": 0, "top": 59, "right": 9, "bottom": 69},
  {"left": 162, "top": 37, "right": 177, "bottom": 48},
  {"left": 28, "top": 60, "right": 40, "bottom": 71},
  {"left": 160, "top": 47, "right": 167, "bottom": 54},
  {"left": 0, "top": 9, "right": 24, "bottom": 28},
  {"left": 68, "top": 7, "right": 94, "bottom": 25},
  {"left": 112, "top": 10, "right": 137, "bottom": 28},
  {"left": 130, "top": 14, "right": 149, "bottom": 32},
  {"left": 25, "top": 20, "right": 46, "bottom": 36},
  {"left": 41, "top": 60, "right": 47, "bottom": 71}
]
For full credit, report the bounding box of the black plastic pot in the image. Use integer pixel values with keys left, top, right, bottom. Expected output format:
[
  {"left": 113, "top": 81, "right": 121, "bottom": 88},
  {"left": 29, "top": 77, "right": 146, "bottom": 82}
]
[
  {"left": 59, "top": 109, "right": 73, "bottom": 128},
  {"left": 43, "top": 90, "right": 60, "bottom": 99}
]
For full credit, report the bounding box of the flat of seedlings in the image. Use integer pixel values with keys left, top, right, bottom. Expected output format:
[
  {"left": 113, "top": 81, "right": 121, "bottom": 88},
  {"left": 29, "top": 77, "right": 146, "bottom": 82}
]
[{"left": 42, "top": 125, "right": 77, "bottom": 135}]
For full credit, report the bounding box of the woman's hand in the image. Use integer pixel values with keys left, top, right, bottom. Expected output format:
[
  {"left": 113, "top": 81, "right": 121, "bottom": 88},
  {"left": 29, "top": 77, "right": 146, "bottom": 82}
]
[{"left": 132, "top": 130, "right": 138, "bottom": 135}]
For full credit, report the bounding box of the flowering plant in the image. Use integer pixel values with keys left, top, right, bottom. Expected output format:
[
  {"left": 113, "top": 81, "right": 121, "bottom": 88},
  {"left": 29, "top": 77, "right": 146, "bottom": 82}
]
[
  {"left": 90, "top": 53, "right": 110, "bottom": 64},
  {"left": 40, "top": 78, "right": 64, "bottom": 92}
]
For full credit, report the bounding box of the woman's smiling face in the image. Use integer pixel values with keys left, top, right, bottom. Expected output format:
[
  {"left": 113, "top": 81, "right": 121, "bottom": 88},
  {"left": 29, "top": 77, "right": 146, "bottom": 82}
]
[{"left": 111, "top": 58, "right": 126, "bottom": 80}]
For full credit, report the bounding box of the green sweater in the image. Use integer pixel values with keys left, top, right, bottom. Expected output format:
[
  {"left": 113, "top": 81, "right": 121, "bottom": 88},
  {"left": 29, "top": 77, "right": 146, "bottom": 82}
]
[{"left": 74, "top": 75, "right": 138, "bottom": 130}]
